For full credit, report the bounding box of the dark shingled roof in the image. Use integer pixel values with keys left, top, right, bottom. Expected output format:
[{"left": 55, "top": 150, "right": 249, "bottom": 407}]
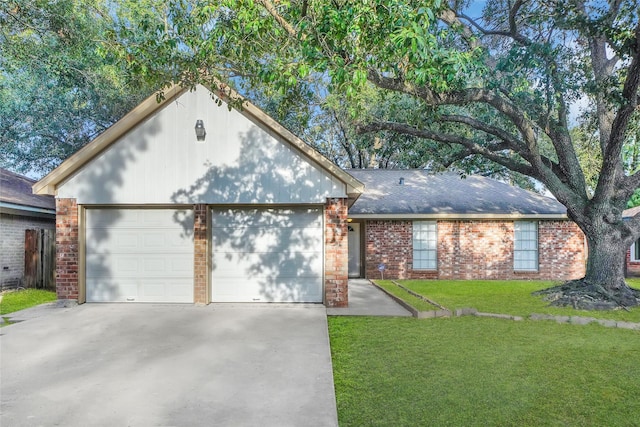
[
  {"left": 347, "top": 169, "right": 566, "bottom": 216},
  {"left": 1, "top": 168, "right": 55, "bottom": 210},
  {"left": 624, "top": 206, "right": 640, "bottom": 218}
]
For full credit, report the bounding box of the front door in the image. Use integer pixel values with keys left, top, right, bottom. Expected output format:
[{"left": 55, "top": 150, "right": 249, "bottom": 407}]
[{"left": 348, "top": 223, "right": 361, "bottom": 278}]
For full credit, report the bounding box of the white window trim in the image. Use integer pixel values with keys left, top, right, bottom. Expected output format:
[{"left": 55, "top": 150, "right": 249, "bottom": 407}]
[
  {"left": 412, "top": 221, "right": 437, "bottom": 270},
  {"left": 631, "top": 239, "right": 640, "bottom": 262},
  {"left": 514, "top": 221, "right": 539, "bottom": 272}
]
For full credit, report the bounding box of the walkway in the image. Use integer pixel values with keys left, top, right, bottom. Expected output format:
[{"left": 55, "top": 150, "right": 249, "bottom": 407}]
[{"left": 327, "top": 279, "right": 412, "bottom": 316}]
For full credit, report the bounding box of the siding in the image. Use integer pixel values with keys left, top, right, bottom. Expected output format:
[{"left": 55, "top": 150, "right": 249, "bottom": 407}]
[
  {"left": 1, "top": 213, "right": 55, "bottom": 288},
  {"left": 57, "top": 88, "right": 347, "bottom": 204}
]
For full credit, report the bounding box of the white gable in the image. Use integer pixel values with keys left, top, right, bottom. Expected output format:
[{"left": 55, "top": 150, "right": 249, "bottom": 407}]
[{"left": 57, "top": 86, "right": 347, "bottom": 204}]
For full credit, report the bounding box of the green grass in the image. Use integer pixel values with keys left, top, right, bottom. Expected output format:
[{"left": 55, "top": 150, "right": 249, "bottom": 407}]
[
  {"left": 0, "top": 289, "right": 57, "bottom": 315},
  {"left": 376, "top": 279, "right": 640, "bottom": 323},
  {"left": 329, "top": 316, "right": 640, "bottom": 427},
  {"left": 374, "top": 281, "right": 439, "bottom": 311}
]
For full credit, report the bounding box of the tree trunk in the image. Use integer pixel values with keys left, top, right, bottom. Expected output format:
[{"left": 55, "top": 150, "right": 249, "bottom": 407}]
[
  {"left": 581, "top": 228, "right": 639, "bottom": 307},
  {"left": 537, "top": 220, "right": 639, "bottom": 309}
]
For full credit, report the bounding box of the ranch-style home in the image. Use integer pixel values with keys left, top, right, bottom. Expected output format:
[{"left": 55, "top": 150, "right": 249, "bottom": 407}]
[
  {"left": 346, "top": 169, "right": 586, "bottom": 281},
  {"left": 34, "top": 85, "right": 587, "bottom": 307}
]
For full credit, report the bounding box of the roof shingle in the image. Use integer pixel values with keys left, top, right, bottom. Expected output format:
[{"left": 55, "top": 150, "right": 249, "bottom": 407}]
[
  {"left": 1, "top": 168, "right": 55, "bottom": 210},
  {"left": 347, "top": 169, "right": 566, "bottom": 216},
  {"left": 623, "top": 206, "right": 640, "bottom": 218}
]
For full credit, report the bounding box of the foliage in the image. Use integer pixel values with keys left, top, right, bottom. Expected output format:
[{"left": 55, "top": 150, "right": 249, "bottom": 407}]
[
  {"left": 0, "top": 0, "right": 157, "bottom": 177},
  {"left": 0, "top": 289, "right": 56, "bottom": 315},
  {"left": 329, "top": 316, "right": 640, "bottom": 426}
]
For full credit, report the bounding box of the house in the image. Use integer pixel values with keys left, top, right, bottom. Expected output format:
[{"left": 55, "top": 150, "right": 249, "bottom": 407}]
[
  {"left": 34, "top": 84, "right": 588, "bottom": 307},
  {"left": 625, "top": 206, "right": 640, "bottom": 277},
  {"left": 34, "top": 84, "right": 363, "bottom": 307},
  {"left": 1, "top": 168, "right": 56, "bottom": 289},
  {"left": 346, "top": 169, "right": 586, "bottom": 281}
]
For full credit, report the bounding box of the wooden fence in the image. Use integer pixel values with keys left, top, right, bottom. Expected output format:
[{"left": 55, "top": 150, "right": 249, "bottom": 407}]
[{"left": 24, "top": 229, "right": 56, "bottom": 290}]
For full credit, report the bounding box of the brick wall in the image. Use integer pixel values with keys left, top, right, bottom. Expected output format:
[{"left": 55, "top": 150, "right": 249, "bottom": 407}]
[
  {"left": 325, "top": 198, "right": 348, "bottom": 307},
  {"left": 627, "top": 244, "right": 640, "bottom": 277},
  {"left": 0, "top": 213, "right": 55, "bottom": 289},
  {"left": 56, "top": 198, "right": 79, "bottom": 300},
  {"left": 364, "top": 219, "right": 586, "bottom": 281},
  {"left": 194, "top": 204, "right": 208, "bottom": 303}
]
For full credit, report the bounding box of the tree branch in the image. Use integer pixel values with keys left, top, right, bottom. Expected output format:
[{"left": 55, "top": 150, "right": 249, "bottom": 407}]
[
  {"left": 439, "top": 114, "right": 524, "bottom": 152},
  {"left": 455, "top": 0, "right": 532, "bottom": 48},
  {"left": 256, "top": 0, "right": 298, "bottom": 37},
  {"left": 358, "top": 120, "right": 534, "bottom": 176},
  {"left": 594, "top": 22, "right": 640, "bottom": 204},
  {"left": 366, "top": 69, "right": 551, "bottom": 172}
]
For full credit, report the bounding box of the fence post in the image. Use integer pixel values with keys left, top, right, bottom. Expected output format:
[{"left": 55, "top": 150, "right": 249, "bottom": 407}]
[
  {"left": 24, "top": 229, "right": 38, "bottom": 288},
  {"left": 23, "top": 229, "right": 56, "bottom": 289},
  {"left": 43, "top": 229, "right": 55, "bottom": 289}
]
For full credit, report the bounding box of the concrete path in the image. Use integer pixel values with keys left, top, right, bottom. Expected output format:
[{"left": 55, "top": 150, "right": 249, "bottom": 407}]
[
  {"left": 327, "top": 279, "right": 412, "bottom": 317},
  {"left": 0, "top": 304, "right": 337, "bottom": 427}
]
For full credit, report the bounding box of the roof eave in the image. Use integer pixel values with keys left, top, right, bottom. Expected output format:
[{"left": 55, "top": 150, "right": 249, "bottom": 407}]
[
  {"left": 0, "top": 201, "right": 56, "bottom": 218},
  {"left": 348, "top": 213, "right": 569, "bottom": 220}
]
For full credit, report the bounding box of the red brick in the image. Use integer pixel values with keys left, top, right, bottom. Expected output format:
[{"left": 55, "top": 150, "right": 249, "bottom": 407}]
[
  {"left": 193, "top": 204, "right": 208, "bottom": 304},
  {"left": 325, "top": 198, "right": 348, "bottom": 307},
  {"left": 55, "top": 199, "right": 79, "bottom": 301},
  {"left": 364, "top": 219, "right": 586, "bottom": 281}
]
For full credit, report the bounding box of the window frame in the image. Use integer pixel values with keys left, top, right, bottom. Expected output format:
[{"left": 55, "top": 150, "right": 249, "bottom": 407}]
[
  {"left": 631, "top": 239, "right": 640, "bottom": 262},
  {"left": 514, "top": 221, "right": 539, "bottom": 272},
  {"left": 412, "top": 221, "right": 437, "bottom": 270}
]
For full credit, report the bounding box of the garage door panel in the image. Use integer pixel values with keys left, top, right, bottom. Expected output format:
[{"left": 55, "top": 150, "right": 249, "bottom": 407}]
[
  {"left": 86, "top": 209, "right": 194, "bottom": 303},
  {"left": 87, "top": 229, "right": 193, "bottom": 254},
  {"left": 86, "top": 278, "right": 193, "bottom": 302},
  {"left": 86, "top": 209, "right": 193, "bottom": 228},
  {"left": 214, "top": 229, "right": 323, "bottom": 253},
  {"left": 86, "top": 253, "right": 192, "bottom": 278},
  {"left": 212, "top": 208, "right": 322, "bottom": 228},
  {"left": 213, "top": 277, "right": 323, "bottom": 302},
  {"left": 211, "top": 207, "right": 323, "bottom": 303},
  {"left": 213, "top": 252, "right": 323, "bottom": 277}
]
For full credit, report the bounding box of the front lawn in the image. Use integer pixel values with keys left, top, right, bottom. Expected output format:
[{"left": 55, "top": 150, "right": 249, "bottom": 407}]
[
  {"left": 0, "top": 288, "right": 57, "bottom": 315},
  {"left": 377, "top": 279, "right": 640, "bottom": 323},
  {"left": 329, "top": 316, "right": 640, "bottom": 426}
]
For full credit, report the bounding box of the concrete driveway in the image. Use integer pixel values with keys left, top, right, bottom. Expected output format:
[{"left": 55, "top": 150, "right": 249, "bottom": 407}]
[{"left": 0, "top": 304, "right": 338, "bottom": 427}]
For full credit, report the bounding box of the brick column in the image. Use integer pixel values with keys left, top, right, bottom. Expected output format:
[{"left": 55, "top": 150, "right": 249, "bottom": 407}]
[
  {"left": 325, "top": 198, "right": 348, "bottom": 307},
  {"left": 194, "top": 204, "right": 208, "bottom": 304},
  {"left": 56, "top": 198, "right": 79, "bottom": 301}
]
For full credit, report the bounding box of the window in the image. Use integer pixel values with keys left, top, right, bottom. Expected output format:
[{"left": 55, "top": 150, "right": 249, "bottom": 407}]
[
  {"left": 632, "top": 239, "right": 640, "bottom": 262},
  {"left": 514, "top": 221, "right": 538, "bottom": 271},
  {"left": 413, "top": 221, "right": 437, "bottom": 270}
]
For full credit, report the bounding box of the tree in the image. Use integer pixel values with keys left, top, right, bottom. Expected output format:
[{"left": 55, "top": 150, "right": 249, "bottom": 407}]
[
  {"left": 0, "top": 0, "right": 160, "bottom": 177},
  {"left": 92, "top": 0, "right": 640, "bottom": 307}
]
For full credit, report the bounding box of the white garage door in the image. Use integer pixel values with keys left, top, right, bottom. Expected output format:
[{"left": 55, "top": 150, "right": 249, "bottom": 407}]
[
  {"left": 211, "top": 208, "right": 323, "bottom": 302},
  {"left": 86, "top": 209, "right": 194, "bottom": 302}
]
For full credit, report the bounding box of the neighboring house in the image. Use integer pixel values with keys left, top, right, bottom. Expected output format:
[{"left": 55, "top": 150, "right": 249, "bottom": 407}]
[
  {"left": 34, "top": 84, "right": 364, "bottom": 307},
  {"left": 625, "top": 206, "right": 640, "bottom": 277},
  {"left": 346, "top": 170, "right": 586, "bottom": 281},
  {"left": 1, "top": 168, "right": 56, "bottom": 289}
]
